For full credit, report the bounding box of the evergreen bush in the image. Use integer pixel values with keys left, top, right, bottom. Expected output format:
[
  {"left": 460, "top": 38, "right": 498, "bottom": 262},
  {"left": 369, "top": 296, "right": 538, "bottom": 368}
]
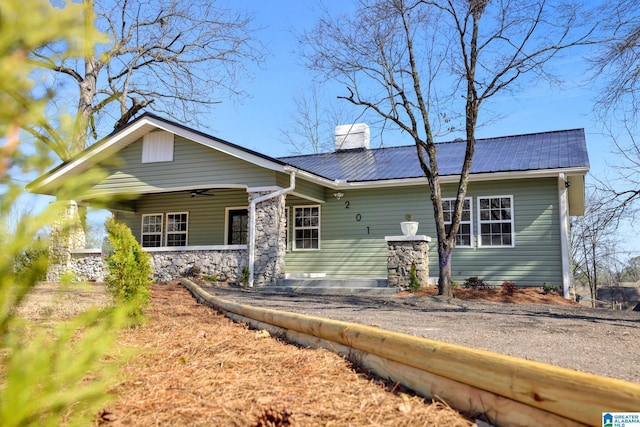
[
  {"left": 408, "top": 263, "right": 421, "bottom": 292},
  {"left": 104, "top": 218, "right": 153, "bottom": 324}
]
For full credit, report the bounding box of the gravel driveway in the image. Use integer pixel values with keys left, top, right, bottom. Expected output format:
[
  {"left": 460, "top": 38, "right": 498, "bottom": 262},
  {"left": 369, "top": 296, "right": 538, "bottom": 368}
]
[{"left": 198, "top": 285, "right": 640, "bottom": 384}]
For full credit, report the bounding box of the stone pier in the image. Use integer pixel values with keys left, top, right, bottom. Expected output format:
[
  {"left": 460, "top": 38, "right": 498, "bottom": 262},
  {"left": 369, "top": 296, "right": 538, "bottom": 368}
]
[{"left": 385, "top": 235, "right": 431, "bottom": 290}]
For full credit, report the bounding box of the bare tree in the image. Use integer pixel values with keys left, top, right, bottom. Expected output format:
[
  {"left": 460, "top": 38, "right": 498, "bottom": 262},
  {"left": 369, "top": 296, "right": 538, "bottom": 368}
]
[
  {"left": 303, "top": 0, "right": 596, "bottom": 296},
  {"left": 29, "top": 0, "right": 263, "bottom": 160},
  {"left": 279, "top": 83, "right": 358, "bottom": 154},
  {"left": 571, "top": 189, "right": 620, "bottom": 307},
  {"left": 591, "top": 0, "right": 640, "bottom": 118},
  {"left": 588, "top": 2, "right": 640, "bottom": 232}
]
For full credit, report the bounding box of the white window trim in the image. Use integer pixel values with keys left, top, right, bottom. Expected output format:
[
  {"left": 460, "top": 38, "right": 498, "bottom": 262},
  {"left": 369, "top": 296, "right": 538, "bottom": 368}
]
[
  {"left": 477, "top": 195, "right": 515, "bottom": 248},
  {"left": 224, "top": 206, "right": 248, "bottom": 245},
  {"left": 292, "top": 205, "right": 321, "bottom": 251},
  {"left": 285, "top": 206, "right": 290, "bottom": 252},
  {"left": 141, "top": 213, "right": 164, "bottom": 247},
  {"left": 442, "top": 197, "right": 473, "bottom": 248},
  {"left": 165, "top": 212, "right": 189, "bottom": 247}
]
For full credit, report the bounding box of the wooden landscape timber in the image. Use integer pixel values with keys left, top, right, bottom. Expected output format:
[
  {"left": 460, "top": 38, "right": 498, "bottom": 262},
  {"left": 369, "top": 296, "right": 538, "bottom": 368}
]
[{"left": 180, "top": 279, "right": 640, "bottom": 427}]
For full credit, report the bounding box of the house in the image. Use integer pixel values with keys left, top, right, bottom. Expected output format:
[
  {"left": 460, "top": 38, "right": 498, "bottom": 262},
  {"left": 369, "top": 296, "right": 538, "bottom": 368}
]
[{"left": 29, "top": 114, "right": 589, "bottom": 297}]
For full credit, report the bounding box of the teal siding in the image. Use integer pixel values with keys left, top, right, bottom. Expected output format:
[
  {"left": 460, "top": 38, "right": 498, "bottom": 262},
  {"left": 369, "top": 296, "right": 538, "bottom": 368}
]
[
  {"left": 93, "top": 136, "right": 276, "bottom": 194},
  {"left": 285, "top": 178, "right": 563, "bottom": 285},
  {"left": 114, "top": 189, "right": 249, "bottom": 246}
]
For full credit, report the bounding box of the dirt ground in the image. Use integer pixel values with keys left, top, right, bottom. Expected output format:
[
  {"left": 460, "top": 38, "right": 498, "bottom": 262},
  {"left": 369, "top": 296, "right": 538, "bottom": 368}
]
[{"left": 98, "top": 284, "right": 473, "bottom": 426}]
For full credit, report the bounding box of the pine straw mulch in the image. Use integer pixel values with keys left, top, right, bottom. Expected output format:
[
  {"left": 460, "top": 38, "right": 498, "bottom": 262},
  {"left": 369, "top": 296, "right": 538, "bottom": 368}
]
[
  {"left": 398, "top": 285, "right": 581, "bottom": 306},
  {"left": 98, "top": 284, "right": 473, "bottom": 427}
]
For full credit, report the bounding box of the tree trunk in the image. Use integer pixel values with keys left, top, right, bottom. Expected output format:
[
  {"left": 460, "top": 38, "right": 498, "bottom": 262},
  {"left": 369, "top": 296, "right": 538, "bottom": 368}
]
[{"left": 437, "top": 243, "right": 453, "bottom": 297}]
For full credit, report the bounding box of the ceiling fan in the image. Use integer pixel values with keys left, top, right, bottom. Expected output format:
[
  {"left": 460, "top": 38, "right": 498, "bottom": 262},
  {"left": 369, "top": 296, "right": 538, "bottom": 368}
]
[{"left": 190, "top": 189, "right": 215, "bottom": 197}]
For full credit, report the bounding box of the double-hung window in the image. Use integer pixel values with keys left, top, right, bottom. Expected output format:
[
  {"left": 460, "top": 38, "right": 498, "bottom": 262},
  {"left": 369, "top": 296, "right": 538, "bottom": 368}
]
[
  {"left": 478, "top": 196, "right": 514, "bottom": 247},
  {"left": 141, "top": 214, "right": 163, "bottom": 247},
  {"left": 166, "top": 212, "right": 188, "bottom": 246},
  {"left": 293, "top": 205, "right": 320, "bottom": 250},
  {"left": 442, "top": 198, "right": 472, "bottom": 247}
]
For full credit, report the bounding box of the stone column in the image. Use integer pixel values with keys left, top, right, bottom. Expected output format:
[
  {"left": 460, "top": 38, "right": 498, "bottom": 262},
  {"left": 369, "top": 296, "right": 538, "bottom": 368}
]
[
  {"left": 385, "top": 235, "right": 431, "bottom": 290},
  {"left": 47, "top": 201, "right": 86, "bottom": 282},
  {"left": 248, "top": 191, "right": 287, "bottom": 286}
]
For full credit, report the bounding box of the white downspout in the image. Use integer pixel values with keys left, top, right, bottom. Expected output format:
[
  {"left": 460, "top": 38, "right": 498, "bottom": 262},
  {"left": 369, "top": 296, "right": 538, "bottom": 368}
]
[
  {"left": 558, "top": 173, "right": 571, "bottom": 298},
  {"left": 248, "top": 170, "right": 296, "bottom": 287}
]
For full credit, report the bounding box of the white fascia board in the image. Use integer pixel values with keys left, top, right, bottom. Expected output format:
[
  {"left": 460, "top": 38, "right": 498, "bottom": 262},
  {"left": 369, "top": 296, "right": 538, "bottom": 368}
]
[
  {"left": 332, "top": 167, "right": 590, "bottom": 190},
  {"left": 147, "top": 118, "right": 288, "bottom": 172},
  {"left": 35, "top": 116, "right": 289, "bottom": 191},
  {"left": 34, "top": 119, "right": 156, "bottom": 190},
  {"left": 283, "top": 166, "right": 339, "bottom": 189}
]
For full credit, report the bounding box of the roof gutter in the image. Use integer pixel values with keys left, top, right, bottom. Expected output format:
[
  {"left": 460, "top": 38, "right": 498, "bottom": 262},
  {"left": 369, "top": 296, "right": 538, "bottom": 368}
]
[{"left": 248, "top": 169, "right": 296, "bottom": 287}]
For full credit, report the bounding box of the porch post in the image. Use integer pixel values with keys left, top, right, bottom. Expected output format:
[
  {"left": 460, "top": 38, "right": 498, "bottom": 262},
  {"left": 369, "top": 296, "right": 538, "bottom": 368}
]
[
  {"left": 247, "top": 191, "right": 287, "bottom": 286},
  {"left": 47, "top": 201, "right": 86, "bottom": 282}
]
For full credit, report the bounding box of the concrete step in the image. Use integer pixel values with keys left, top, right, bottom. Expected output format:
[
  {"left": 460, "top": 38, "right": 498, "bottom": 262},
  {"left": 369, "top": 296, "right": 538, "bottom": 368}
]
[
  {"left": 261, "top": 278, "right": 399, "bottom": 295},
  {"left": 276, "top": 278, "right": 388, "bottom": 288},
  {"left": 260, "top": 286, "right": 399, "bottom": 296}
]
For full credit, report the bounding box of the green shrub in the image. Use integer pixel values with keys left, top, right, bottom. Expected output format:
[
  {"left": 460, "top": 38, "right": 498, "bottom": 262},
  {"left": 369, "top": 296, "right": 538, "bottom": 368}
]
[
  {"left": 204, "top": 274, "right": 218, "bottom": 282},
  {"left": 104, "top": 218, "right": 153, "bottom": 324},
  {"left": 13, "top": 244, "right": 48, "bottom": 282},
  {"left": 542, "top": 283, "right": 560, "bottom": 295},
  {"left": 408, "top": 263, "right": 420, "bottom": 292},
  {"left": 240, "top": 265, "right": 250, "bottom": 285},
  {"left": 463, "top": 276, "right": 489, "bottom": 290},
  {"left": 451, "top": 281, "right": 460, "bottom": 289}
]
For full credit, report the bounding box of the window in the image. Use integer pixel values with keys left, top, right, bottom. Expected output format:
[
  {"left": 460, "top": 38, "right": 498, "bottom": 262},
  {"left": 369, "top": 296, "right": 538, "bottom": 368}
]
[
  {"left": 442, "top": 198, "right": 472, "bottom": 247},
  {"left": 293, "top": 206, "right": 320, "bottom": 250},
  {"left": 285, "top": 207, "right": 290, "bottom": 251},
  {"left": 478, "top": 196, "right": 514, "bottom": 247},
  {"left": 141, "top": 214, "right": 163, "bottom": 247},
  {"left": 142, "top": 131, "right": 174, "bottom": 163},
  {"left": 226, "top": 208, "right": 248, "bottom": 245},
  {"left": 166, "top": 212, "right": 188, "bottom": 246}
]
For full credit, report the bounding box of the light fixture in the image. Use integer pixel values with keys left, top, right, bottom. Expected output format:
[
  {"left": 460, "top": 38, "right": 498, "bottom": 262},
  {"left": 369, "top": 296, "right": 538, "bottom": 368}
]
[
  {"left": 334, "top": 192, "right": 344, "bottom": 200},
  {"left": 565, "top": 180, "right": 571, "bottom": 188}
]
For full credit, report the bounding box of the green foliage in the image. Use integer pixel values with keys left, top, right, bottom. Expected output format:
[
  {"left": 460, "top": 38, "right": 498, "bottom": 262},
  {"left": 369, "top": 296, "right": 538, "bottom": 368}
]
[
  {"left": 13, "top": 243, "right": 48, "bottom": 283},
  {"left": 463, "top": 276, "right": 489, "bottom": 290},
  {"left": 501, "top": 281, "right": 517, "bottom": 297},
  {"left": 408, "top": 263, "right": 420, "bottom": 292},
  {"left": 450, "top": 281, "right": 460, "bottom": 289},
  {"left": 0, "top": 2, "right": 125, "bottom": 424},
  {"left": 204, "top": 274, "right": 218, "bottom": 283},
  {"left": 104, "top": 218, "right": 153, "bottom": 324},
  {"left": 240, "top": 265, "right": 250, "bottom": 285},
  {"left": 542, "top": 283, "right": 560, "bottom": 295},
  {"left": 60, "top": 270, "right": 77, "bottom": 283},
  {"left": 0, "top": 305, "right": 129, "bottom": 426}
]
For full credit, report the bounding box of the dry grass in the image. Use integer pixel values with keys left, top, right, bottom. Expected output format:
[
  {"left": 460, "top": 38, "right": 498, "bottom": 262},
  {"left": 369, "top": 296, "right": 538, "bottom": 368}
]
[
  {"left": 98, "top": 284, "right": 473, "bottom": 426},
  {"left": 15, "top": 282, "right": 111, "bottom": 322}
]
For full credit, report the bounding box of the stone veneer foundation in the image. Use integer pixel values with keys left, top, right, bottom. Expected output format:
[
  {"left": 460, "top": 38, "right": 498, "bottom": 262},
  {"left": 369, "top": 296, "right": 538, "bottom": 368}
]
[{"left": 385, "top": 235, "right": 431, "bottom": 290}]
